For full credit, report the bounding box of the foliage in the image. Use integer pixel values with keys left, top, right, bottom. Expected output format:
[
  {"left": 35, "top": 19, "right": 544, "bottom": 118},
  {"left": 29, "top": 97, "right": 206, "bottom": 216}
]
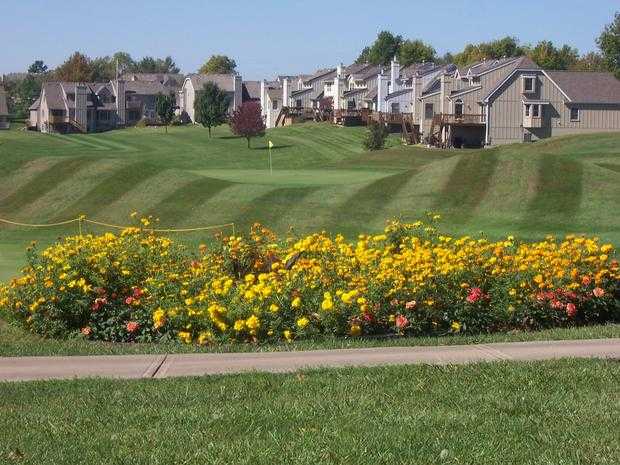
[
  {"left": 597, "top": 11, "right": 620, "bottom": 75},
  {"left": 356, "top": 31, "right": 403, "bottom": 66},
  {"left": 194, "top": 82, "right": 231, "bottom": 136},
  {"left": 199, "top": 55, "right": 237, "bottom": 74},
  {"left": 453, "top": 37, "right": 525, "bottom": 66},
  {"left": 27, "top": 60, "right": 48, "bottom": 74},
  {"left": 527, "top": 41, "right": 579, "bottom": 70},
  {"left": 2, "top": 217, "right": 617, "bottom": 345},
  {"left": 570, "top": 52, "right": 607, "bottom": 72},
  {"left": 5, "top": 75, "right": 41, "bottom": 118},
  {"left": 54, "top": 52, "right": 95, "bottom": 82},
  {"left": 134, "top": 56, "right": 180, "bottom": 74},
  {"left": 399, "top": 39, "right": 436, "bottom": 66},
  {"left": 363, "top": 121, "right": 389, "bottom": 150},
  {"left": 228, "top": 102, "right": 265, "bottom": 148},
  {"left": 155, "top": 93, "right": 176, "bottom": 133}
]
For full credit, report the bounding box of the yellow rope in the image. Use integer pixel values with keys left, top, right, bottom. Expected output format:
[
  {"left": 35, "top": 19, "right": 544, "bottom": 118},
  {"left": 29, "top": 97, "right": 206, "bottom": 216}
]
[
  {"left": 0, "top": 218, "right": 79, "bottom": 228},
  {"left": 0, "top": 216, "right": 235, "bottom": 235}
]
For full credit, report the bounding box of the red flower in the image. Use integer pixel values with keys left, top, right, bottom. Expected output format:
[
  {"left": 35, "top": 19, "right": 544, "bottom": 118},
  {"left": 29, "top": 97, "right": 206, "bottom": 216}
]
[
  {"left": 362, "top": 311, "right": 374, "bottom": 322},
  {"left": 466, "top": 287, "right": 488, "bottom": 304},
  {"left": 132, "top": 287, "right": 144, "bottom": 298},
  {"left": 395, "top": 314, "right": 409, "bottom": 329},
  {"left": 566, "top": 303, "right": 577, "bottom": 318},
  {"left": 126, "top": 321, "right": 140, "bottom": 333},
  {"left": 593, "top": 287, "right": 605, "bottom": 298}
]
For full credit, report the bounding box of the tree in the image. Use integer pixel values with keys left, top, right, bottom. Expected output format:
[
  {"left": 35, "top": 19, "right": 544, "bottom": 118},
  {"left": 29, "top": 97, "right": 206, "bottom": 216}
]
[
  {"left": 597, "top": 12, "right": 620, "bottom": 75},
  {"left": 527, "top": 41, "right": 578, "bottom": 70},
  {"left": 133, "top": 56, "right": 180, "bottom": 74},
  {"left": 399, "top": 39, "right": 436, "bottom": 66},
  {"left": 28, "top": 60, "right": 48, "bottom": 74},
  {"left": 194, "top": 82, "right": 231, "bottom": 137},
  {"left": 356, "top": 31, "right": 403, "bottom": 66},
  {"left": 453, "top": 37, "right": 525, "bottom": 66},
  {"left": 570, "top": 52, "right": 606, "bottom": 71},
  {"left": 363, "top": 121, "right": 389, "bottom": 151},
  {"left": 199, "top": 55, "right": 237, "bottom": 74},
  {"left": 54, "top": 52, "right": 94, "bottom": 82},
  {"left": 229, "top": 102, "right": 265, "bottom": 148},
  {"left": 156, "top": 93, "right": 176, "bottom": 133},
  {"left": 112, "top": 51, "right": 135, "bottom": 75},
  {"left": 6, "top": 75, "right": 42, "bottom": 118}
]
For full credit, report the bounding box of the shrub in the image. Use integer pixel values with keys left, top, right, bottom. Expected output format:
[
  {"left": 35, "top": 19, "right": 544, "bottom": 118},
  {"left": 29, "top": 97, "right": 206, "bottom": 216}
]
[
  {"left": 1, "top": 217, "right": 618, "bottom": 345},
  {"left": 363, "top": 121, "right": 389, "bottom": 150}
]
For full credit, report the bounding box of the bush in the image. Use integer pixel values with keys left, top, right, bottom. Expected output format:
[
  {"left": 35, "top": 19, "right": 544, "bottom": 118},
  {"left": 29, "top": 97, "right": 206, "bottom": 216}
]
[
  {"left": 1, "top": 217, "right": 619, "bottom": 345},
  {"left": 363, "top": 121, "right": 389, "bottom": 150}
]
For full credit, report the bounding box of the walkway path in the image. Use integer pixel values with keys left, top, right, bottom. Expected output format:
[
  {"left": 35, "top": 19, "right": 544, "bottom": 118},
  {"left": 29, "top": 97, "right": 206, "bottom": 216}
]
[{"left": 1, "top": 338, "right": 618, "bottom": 382}]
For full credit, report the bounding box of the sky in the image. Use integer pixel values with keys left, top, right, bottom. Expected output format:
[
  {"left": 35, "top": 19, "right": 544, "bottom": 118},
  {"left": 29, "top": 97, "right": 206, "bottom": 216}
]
[{"left": 1, "top": 0, "right": 617, "bottom": 79}]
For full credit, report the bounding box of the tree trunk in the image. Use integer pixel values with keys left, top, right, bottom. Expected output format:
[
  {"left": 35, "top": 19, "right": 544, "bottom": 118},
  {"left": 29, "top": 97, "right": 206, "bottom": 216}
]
[
  {"left": 208, "top": 126, "right": 211, "bottom": 137},
  {"left": 165, "top": 124, "right": 168, "bottom": 134},
  {"left": 247, "top": 137, "right": 251, "bottom": 148}
]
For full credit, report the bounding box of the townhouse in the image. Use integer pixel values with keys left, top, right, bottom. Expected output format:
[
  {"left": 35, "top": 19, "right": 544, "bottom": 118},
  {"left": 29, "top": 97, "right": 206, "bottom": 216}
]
[
  {"left": 178, "top": 73, "right": 243, "bottom": 123},
  {"left": 0, "top": 86, "right": 8, "bottom": 129},
  {"left": 28, "top": 74, "right": 179, "bottom": 133}
]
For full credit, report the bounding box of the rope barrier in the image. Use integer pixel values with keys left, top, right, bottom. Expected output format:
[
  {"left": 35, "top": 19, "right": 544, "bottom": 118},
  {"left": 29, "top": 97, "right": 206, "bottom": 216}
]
[{"left": 0, "top": 216, "right": 235, "bottom": 236}]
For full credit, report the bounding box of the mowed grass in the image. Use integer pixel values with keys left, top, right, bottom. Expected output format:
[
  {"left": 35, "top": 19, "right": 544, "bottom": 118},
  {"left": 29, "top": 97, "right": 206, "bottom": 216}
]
[
  {"left": 1, "top": 359, "right": 619, "bottom": 464},
  {"left": 1, "top": 124, "right": 620, "bottom": 281}
]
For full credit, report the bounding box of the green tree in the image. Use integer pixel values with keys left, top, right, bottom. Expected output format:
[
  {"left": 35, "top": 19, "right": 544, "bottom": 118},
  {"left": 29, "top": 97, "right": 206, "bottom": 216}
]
[
  {"left": 54, "top": 52, "right": 94, "bottom": 82},
  {"left": 156, "top": 93, "right": 176, "bottom": 133},
  {"left": 27, "top": 60, "right": 48, "bottom": 74},
  {"left": 399, "top": 40, "right": 436, "bottom": 66},
  {"left": 134, "top": 56, "right": 180, "bottom": 74},
  {"left": 194, "top": 82, "right": 230, "bottom": 137},
  {"left": 7, "top": 75, "right": 42, "bottom": 118},
  {"left": 363, "top": 121, "right": 389, "bottom": 150},
  {"left": 199, "top": 55, "right": 237, "bottom": 74},
  {"left": 356, "top": 31, "right": 403, "bottom": 66},
  {"left": 527, "top": 41, "right": 579, "bottom": 70},
  {"left": 597, "top": 12, "right": 620, "bottom": 75},
  {"left": 570, "top": 52, "right": 606, "bottom": 71},
  {"left": 453, "top": 37, "right": 525, "bottom": 66},
  {"left": 112, "top": 52, "right": 135, "bottom": 75}
]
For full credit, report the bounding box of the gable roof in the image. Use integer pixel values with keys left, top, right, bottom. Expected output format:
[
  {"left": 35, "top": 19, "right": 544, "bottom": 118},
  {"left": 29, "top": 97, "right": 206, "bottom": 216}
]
[
  {"left": 242, "top": 81, "right": 260, "bottom": 101},
  {"left": 187, "top": 74, "right": 237, "bottom": 92},
  {"left": 544, "top": 71, "right": 620, "bottom": 104}
]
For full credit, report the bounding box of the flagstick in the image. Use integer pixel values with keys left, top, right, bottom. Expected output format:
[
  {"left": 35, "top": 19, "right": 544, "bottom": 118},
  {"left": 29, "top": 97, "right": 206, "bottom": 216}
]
[{"left": 268, "top": 145, "right": 273, "bottom": 175}]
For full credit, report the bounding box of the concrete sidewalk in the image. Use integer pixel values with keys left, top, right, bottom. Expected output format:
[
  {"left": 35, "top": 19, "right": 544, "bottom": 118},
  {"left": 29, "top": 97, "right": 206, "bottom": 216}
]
[{"left": 1, "top": 338, "right": 618, "bottom": 382}]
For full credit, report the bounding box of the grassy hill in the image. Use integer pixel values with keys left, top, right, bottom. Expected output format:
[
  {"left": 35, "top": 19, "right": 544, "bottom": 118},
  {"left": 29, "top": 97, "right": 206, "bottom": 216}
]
[{"left": 0, "top": 123, "right": 619, "bottom": 280}]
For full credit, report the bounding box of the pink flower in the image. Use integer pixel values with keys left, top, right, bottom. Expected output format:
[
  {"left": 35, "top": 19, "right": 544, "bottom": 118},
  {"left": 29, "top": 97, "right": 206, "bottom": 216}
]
[
  {"left": 362, "top": 312, "right": 374, "bottom": 322},
  {"left": 125, "top": 296, "right": 134, "bottom": 305},
  {"left": 405, "top": 300, "right": 417, "bottom": 310},
  {"left": 126, "top": 321, "right": 140, "bottom": 333},
  {"left": 551, "top": 300, "right": 564, "bottom": 310},
  {"left": 593, "top": 287, "right": 605, "bottom": 298},
  {"left": 395, "top": 314, "right": 409, "bottom": 329},
  {"left": 566, "top": 303, "right": 577, "bottom": 318},
  {"left": 466, "top": 287, "right": 487, "bottom": 304},
  {"left": 81, "top": 326, "right": 92, "bottom": 336}
]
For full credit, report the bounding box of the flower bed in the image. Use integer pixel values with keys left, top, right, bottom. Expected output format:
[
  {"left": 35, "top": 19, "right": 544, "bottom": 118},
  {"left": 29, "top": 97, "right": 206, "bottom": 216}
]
[{"left": 1, "top": 218, "right": 619, "bottom": 344}]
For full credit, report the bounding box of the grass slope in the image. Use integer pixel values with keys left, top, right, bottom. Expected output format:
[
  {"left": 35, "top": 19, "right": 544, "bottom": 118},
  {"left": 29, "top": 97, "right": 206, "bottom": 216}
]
[
  {"left": 0, "top": 124, "right": 619, "bottom": 280},
  {"left": 1, "top": 359, "right": 618, "bottom": 464}
]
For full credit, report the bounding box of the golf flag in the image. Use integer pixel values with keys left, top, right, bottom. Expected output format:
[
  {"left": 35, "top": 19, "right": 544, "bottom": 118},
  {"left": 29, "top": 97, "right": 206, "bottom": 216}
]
[
  {"left": 268, "top": 140, "right": 274, "bottom": 149},
  {"left": 267, "top": 141, "right": 273, "bottom": 175}
]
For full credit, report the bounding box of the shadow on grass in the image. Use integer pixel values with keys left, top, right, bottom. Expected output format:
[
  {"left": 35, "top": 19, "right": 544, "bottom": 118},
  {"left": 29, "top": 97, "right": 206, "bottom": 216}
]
[
  {"left": 254, "top": 145, "right": 294, "bottom": 151},
  {"left": 234, "top": 186, "right": 321, "bottom": 232},
  {"left": 52, "top": 161, "right": 164, "bottom": 220},
  {"left": 433, "top": 150, "right": 500, "bottom": 222},
  {"left": 522, "top": 155, "right": 583, "bottom": 230},
  {"left": 0, "top": 158, "right": 96, "bottom": 214},
  {"left": 147, "top": 177, "right": 234, "bottom": 226}
]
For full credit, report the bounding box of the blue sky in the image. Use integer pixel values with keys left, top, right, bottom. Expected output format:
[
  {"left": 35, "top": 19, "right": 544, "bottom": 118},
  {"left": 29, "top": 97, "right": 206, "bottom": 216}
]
[{"left": 1, "top": 0, "right": 617, "bottom": 79}]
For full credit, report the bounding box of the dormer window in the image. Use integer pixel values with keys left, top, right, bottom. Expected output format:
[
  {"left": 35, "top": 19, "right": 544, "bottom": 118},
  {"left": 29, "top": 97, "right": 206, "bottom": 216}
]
[{"left": 522, "top": 76, "right": 536, "bottom": 94}]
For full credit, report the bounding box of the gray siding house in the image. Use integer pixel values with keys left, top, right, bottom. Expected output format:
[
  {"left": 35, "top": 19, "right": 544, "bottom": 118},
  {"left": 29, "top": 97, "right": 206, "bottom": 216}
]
[
  {"left": 179, "top": 74, "right": 242, "bottom": 123},
  {"left": 0, "top": 86, "right": 9, "bottom": 129}
]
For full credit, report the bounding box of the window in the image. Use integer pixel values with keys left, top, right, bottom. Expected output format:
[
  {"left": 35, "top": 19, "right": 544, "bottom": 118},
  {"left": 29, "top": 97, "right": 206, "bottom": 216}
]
[
  {"left": 296, "top": 99, "right": 302, "bottom": 109},
  {"left": 391, "top": 102, "right": 400, "bottom": 114},
  {"left": 272, "top": 100, "right": 278, "bottom": 110},
  {"left": 424, "top": 103, "right": 434, "bottom": 119},
  {"left": 347, "top": 99, "right": 356, "bottom": 110},
  {"left": 523, "top": 76, "right": 535, "bottom": 93},
  {"left": 454, "top": 99, "right": 463, "bottom": 118},
  {"left": 570, "top": 107, "right": 580, "bottom": 122},
  {"left": 524, "top": 104, "right": 530, "bottom": 117},
  {"left": 532, "top": 104, "right": 539, "bottom": 117}
]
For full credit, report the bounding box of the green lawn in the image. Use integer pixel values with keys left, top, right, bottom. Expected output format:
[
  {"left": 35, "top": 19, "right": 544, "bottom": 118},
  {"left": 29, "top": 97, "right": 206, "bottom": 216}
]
[
  {"left": 1, "top": 359, "right": 618, "bottom": 464},
  {"left": 0, "top": 124, "right": 619, "bottom": 282}
]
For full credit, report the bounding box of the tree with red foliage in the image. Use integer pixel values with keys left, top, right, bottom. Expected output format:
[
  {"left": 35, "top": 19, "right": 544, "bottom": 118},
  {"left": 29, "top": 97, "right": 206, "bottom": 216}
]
[{"left": 229, "top": 102, "right": 266, "bottom": 148}]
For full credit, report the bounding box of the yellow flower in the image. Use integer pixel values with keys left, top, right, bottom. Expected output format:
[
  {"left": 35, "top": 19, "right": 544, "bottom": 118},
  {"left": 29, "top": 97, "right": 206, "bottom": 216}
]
[
  {"left": 349, "top": 324, "right": 362, "bottom": 337},
  {"left": 291, "top": 296, "right": 301, "bottom": 308},
  {"left": 321, "top": 292, "right": 333, "bottom": 311},
  {"left": 234, "top": 319, "right": 246, "bottom": 331},
  {"left": 246, "top": 314, "right": 260, "bottom": 330},
  {"left": 152, "top": 308, "right": 166, "bottom": 329},
  {"left": 269, "top": 303, "right": 279, "bottom": 312},
  {"left": 296, "top": 317, "right": 310, "bottom": 329},
  {"left": 177, "top": 331, "right": 192, "bottom": 344},
  {"left": 197, "top": 331, "right": 213, "bottom": 345},
  {"left": 283, "top": 329, "right": 293, "bottom": 342},
  {"left": 451, "top": 321, "right": 462, "bottom": 333}
]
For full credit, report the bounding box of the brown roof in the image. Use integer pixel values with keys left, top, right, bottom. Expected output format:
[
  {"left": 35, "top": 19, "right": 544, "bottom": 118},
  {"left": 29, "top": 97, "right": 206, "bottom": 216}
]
[
  {"left": 242, "top": 81, "right": 261, "bottom": 101},
  {"left": 188, "top": 74, "right": 237, "bottom": 92},
  {"left": 266, "top": 88, "right": 282, "bottom": 100},
  {"left": 125, "top": 80, "right": 168, "bottom": 95},
  {"left": 545, "top": 71, "right": 620, "bottom": 104}
]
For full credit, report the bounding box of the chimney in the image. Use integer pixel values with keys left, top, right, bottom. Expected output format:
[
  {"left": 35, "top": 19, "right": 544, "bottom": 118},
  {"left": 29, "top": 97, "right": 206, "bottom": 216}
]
[
  {"left": 75, "top": 84, "right": 88, "bottom": 130},
  {"left": 282, "top": 77, "right": 289, "bottom": 108},
  {"left": 377, "top": 72, "right": 389, "bottom": 113},
  {"left": 390, "top": 56, "right": 400, "bottom": 94},
  {"left": 115, "top": 79, "right": 126, "bottom": 126},
  {"left": 337, "top": 62, "right": 343, "bottom": 77}
]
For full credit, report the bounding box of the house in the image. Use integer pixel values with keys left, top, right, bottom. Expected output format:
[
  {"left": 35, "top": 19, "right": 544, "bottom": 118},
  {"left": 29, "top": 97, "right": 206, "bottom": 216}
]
[
  {"left": 178, "top": 74, "right": 242, "bottom": 123},
  {"left": 0, "top": 86, "right": 9, "bottom": 129},
  {"left": 28, "top": 79, "right": 174, "bottom": 133},
  {"left": 120, "top": 72, "right": 184, "bottom": 89},
  {"left": 241, "top": 81, "right": 261, "bottom": 103},
  {"left": 417, "top": 56, "right": 620, "bottom": 147}
]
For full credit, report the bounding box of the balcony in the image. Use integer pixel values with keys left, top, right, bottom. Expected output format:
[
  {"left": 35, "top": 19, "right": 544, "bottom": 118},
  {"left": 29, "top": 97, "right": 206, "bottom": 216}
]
[
  {"left": 523, "top": 116, "right": 542, "bottom": 128},
  {"left": 441, "top": 114, "right": 485, "bottom": 125},
  {"left": 48, "top": 114, "right": 67, "bottom": 124}
]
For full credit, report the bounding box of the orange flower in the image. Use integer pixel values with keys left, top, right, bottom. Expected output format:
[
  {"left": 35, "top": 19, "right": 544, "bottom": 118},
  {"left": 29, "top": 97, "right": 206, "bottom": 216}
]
[{"left": 126, "top": 321, "right": 140, "bottom": 333}]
